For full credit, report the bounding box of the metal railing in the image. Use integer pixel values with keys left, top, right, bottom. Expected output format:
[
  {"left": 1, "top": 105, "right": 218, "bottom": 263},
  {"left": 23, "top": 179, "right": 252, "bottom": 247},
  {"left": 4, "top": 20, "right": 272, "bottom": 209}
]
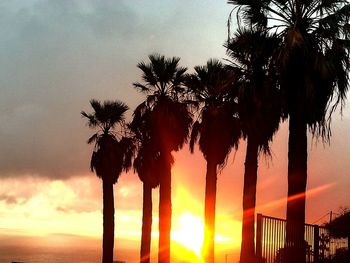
[{"left": 256, "top": 214, "right": 348, "bottom": 263}]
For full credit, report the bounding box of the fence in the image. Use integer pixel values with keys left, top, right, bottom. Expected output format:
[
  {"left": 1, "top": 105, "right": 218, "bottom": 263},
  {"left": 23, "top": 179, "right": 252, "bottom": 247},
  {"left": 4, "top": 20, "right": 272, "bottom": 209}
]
[{"left": 256, "top": 214, "right": 349, "bottom": 263}]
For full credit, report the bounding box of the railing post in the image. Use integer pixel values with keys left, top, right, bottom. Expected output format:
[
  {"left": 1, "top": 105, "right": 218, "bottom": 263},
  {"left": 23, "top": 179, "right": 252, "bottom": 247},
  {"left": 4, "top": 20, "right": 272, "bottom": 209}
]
[
  {"left": 314, "top": 225, "right": 319, "bottom": 263},
  {"left": 256, "top": 213, "right": 263, "bottom": 263}
]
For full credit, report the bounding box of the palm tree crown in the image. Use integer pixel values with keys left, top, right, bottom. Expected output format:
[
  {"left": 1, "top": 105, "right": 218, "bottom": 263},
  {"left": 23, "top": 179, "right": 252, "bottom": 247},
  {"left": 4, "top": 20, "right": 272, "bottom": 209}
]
[
  {"left": 187, "top": 59, "right": 240, "bottom": 165},
  {"left": 226, "top": 28, "right": 281, "bottom": 152},
  {"left": 134, "top": 54, "right": 192, "bottom": 153},
  {"left": 129, "top": 103, "right": 161, "bottom": 188},
  {"left": 229, "top": 0, "right": 350, "bottom": 133},
  {"left": 81, "top": 99, "right": 129, "bottom": 183}
]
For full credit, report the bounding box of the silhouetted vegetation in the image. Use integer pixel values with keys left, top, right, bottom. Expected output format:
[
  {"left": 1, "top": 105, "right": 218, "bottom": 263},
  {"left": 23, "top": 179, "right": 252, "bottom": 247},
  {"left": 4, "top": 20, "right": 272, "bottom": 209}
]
[
  {"left": 228, "top": 1, "right": 350, "bottom": 262},
  {"left": 133, "top": 54, "right": 192, "bottom": 263},
  {"left": 81, "top": 99, "right": 129, "bottom": 263},
  {"left": 127, "top": 103, "right": 161, "bottom": 263},
  {"left": 80, "top": 1, "right": 350, "bottom": 263},
  {"left": 185, "top": 59, "right": 240, "bottom": 262},
  {"left": 327, "top": 210, "right": 350, "bottom": 238},
  {"left": 226, "top": 28, "right": 282, "bottom": 263}
]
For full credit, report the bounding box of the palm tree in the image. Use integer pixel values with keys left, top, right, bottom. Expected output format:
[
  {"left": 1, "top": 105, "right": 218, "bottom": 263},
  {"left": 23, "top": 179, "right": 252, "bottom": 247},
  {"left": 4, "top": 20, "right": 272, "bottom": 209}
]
[
  {"left": 225, "top": 29, "right": 282, "bottom": 263},
  {"left": 185, "top": 59, "right": 241, "bottom": 263},
  {"left": 81, "top": 99, "right": 129, "bottom": 263},
  {"left": 134, "top": 54, "right": 192, "bottom": 263},
  {"left": 128, "top": 102, "right": 161, "bottom": 263},
  {"left": 228, "top": 1, "right": 350, "bottom": 262}
]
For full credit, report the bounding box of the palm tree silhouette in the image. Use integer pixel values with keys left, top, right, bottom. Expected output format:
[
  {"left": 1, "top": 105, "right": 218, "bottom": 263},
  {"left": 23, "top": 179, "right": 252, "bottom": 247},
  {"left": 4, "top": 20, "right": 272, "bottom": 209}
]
[
  {"left": 226, "top": 28, "right": 281, "bottom": 263},
  {"left": 228, "top": 1, "right": 350, "bottom": 262},
  {"left": 185, "top": 59, "right": 241, "bottom": 263},
  {"left": 81, "top": 99, "right": 129, "bottom": 263},
  {"left": 127, "top": 102, "right": 161, "bottom": 263},
  {"left": 134, "top": 54, "right": 192, "bottom": 263}
]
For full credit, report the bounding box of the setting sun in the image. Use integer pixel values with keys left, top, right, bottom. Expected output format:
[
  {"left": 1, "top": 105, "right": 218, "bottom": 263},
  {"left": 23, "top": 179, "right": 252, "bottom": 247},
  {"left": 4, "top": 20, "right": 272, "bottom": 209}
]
[{"left": 171, "top": 212, "right": 204, "bottom": 258}]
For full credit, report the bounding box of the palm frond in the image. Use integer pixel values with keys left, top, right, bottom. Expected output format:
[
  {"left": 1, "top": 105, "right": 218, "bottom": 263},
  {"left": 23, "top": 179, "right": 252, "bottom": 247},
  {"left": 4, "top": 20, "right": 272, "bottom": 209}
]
[
  {"left": 119, "top": 136, "right": 136, "bottom": 172},
  {"left": 189, "top": 121, "right": 201, "bottom": 153},
  {"left": 137, "top": 61, "right": 158, "bottom": 87},
  {"left": 133, "top": 82, "right": 149, "bottom": 93},
  {"left": 89, "top": 99, "right": 102, "bottom": 114},
  {"left": 81, "top": 111, "right": 98, "bottom": 128},
  {"left": 87, "top": 133, "right": 99, "bottom": 144}
]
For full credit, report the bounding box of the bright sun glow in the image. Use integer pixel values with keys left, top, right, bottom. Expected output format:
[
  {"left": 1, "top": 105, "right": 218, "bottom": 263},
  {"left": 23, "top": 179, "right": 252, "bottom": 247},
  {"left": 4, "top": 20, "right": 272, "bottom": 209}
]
[{"left": 171, "top": 212, "right": 204, "bottom": 259}]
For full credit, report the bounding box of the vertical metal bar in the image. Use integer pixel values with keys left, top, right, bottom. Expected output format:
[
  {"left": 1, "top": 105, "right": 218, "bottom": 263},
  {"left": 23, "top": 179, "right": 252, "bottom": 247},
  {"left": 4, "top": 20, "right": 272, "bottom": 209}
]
[
  {"left": 269, "top": 218, "right": 272, "bottom": 263},
  {"left": 271, "top": 218, "right": 274, "bottom": 263},
  {"left": 267, "top": 218, "right": 271, "bottom": 263},
  {"left": 284, "top": 219, "right": 286, "bottom": 260},
  {"left": 314, "top": 225, "right": 319, "bottom": 263},
  {"left": 276, "top": 219, "right": 279, "bottom": 260},
  {"left": 265, "top": 217, "right": 268, "bottom": 262},
  {"left": 266, "top": 219, "right": 271, "bottom": 263},
  {"left": 278, "top": 219, "right": 281, "bottom": 260},
  {"left": 273, "top": 218, "right": 277, "bottom": 263},
  {"left": 281, "top": 220, "right": 284, "bottom": 261},
  {"left": 274, "top": 219, "right": 276, "bottom": 263},
  {"left": 256, "top": 213, "right": 263, "bottom": 263},
  {"left": 270, "top": 218, "right": 273, "bottom": 263},
  {"left": 275, "top": 219, "right": 277, "bottom": 262},
  {"left": 265, "top": 217, "right": 268, "bottom": 263},
  {"left": 304, "top": 225, "right": 310, "bottom": 263}
]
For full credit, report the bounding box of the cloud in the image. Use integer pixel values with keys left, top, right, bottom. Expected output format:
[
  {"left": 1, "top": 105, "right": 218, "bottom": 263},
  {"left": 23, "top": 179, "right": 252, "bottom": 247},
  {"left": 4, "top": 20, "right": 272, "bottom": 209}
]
[
  {"left": 56, "top": 203, "right": 97, "bottom": 214},
  {"left": 0, "top": 175, "right": 146, "bottom": 241},
  {"left": 0, "top": 0, "right": 235, "bottom": 179},
  {"left": 0, "top": 194, "right": 22, "bottom": 205},
  {"left": 0, "top": 0, "right": 142, "bottom": 179}
]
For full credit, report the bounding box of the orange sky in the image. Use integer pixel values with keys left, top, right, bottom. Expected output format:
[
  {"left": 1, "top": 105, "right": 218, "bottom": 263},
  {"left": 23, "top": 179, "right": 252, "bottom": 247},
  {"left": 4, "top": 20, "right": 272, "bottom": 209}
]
[
  {"left": 1, "top": 118, "right": 349, "bottom": 262},
  {"left": 0, "top": 1, "right": 350, "bottom": 262}
]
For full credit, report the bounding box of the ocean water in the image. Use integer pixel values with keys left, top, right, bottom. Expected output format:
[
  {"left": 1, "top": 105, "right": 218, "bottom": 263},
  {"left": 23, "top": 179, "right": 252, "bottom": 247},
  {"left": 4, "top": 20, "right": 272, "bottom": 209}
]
[
  {"left": 0, "top": 245, "right": 140, "bottom": 263},
  {"left": 0, "top": 246, "right": 101, "bottom": 263},
  {"left": 0, "top": 243, "right": 238, "bottom": 262}
]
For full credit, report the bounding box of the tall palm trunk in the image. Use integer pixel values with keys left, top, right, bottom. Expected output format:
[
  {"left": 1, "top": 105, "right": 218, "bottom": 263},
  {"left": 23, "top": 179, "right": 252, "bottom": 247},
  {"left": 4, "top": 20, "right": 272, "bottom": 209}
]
[
  {"left": 203, "top": 160, "right": 218, "bottom": 263},
  {"left": 141, "top": 183, "right": 153, "bottom": 263},
  {"left": 158, "top": 158, "right": 172, "bottom": 263},
  {"left": 286, "top": 112, "right": 307, "bottom": 263},
  {"left": 240, "top": 136, "right": 258, "bottom": 263},
  {"left": 102, "top": 179, "right": 115, "bottom": 263},
  {"left": 348, "top": 233, "right": 350, "bottom": 262}
]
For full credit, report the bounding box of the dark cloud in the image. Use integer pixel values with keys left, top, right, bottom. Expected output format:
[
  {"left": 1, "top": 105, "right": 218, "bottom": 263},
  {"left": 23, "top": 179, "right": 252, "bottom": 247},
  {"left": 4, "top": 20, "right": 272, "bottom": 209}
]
[
  {"left": 0, "top": 0, "right": 143, "bottom": 179},
  {"left": 0, "top": 0, "right": 234, "bottom": 179},
  {"left": 0, "top": 194, "right": 24, "bottom": 205}
]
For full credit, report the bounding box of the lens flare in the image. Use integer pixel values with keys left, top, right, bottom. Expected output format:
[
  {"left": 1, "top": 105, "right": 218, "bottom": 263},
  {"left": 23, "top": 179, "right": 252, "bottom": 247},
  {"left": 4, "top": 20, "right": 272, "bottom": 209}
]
[{"left": 171, "top": 212, "right": 204, "bottom": 258}]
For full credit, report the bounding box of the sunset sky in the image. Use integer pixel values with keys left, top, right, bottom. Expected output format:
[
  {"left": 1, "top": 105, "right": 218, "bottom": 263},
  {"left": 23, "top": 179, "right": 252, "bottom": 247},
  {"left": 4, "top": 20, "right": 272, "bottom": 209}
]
[{"left": 1, "top": 1, "right": 350, "bottom": 262}]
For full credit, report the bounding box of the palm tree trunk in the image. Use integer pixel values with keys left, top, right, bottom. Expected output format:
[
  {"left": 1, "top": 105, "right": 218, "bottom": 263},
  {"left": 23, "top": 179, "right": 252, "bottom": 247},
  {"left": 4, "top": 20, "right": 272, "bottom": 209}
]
[
  {"left": 158, "top": 159, "right": 172, "bottom": 263},
  {"left": 203, "top": 160, "right": 218, "bottom": 263},
  {"left": 286, "top": 112, "right": 307, "bottom": 263},
  {"left": 140, "top": 183, "right": 153, "bottom": 263},
  {"left": 240, "top": 136, "right": 259, "bottom": 263},
  {"left": 348, "top": 233, "right": 350, "bottom": 262},
  {"left": 102, "top": 179, "right": 115, "bottom": 263}
]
